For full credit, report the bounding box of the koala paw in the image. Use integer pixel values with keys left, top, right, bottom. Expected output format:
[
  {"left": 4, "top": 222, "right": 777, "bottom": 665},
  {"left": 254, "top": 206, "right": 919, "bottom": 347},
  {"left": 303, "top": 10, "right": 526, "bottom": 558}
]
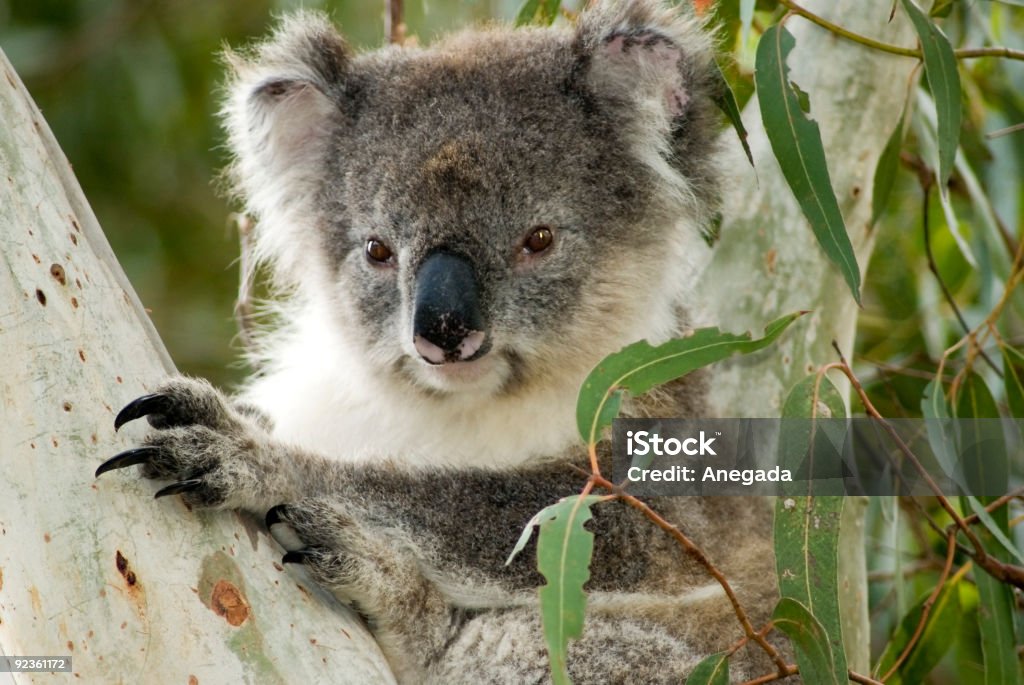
[
  {"left": 264, "top": 500, "right": 426, "bottom": 617},
  {"left": 97, "top": 377, "right": 268, "bottom": 510}
]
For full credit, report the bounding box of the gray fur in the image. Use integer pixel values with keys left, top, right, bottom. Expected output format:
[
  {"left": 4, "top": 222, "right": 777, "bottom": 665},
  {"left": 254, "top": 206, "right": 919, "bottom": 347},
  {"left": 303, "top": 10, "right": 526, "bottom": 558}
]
[{"left": 107, "top": 2, "right": 784, "bottom": 683}]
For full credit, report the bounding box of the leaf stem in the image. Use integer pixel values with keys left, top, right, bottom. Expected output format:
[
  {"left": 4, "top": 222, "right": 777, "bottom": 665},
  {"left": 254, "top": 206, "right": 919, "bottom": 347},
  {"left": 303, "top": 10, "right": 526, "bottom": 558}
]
[
  {"left": 778, "top": 0, "right": 1024, "bottom": 63},
  {"left": 587, "top": 473, "right": 792, "bottom": 676}
]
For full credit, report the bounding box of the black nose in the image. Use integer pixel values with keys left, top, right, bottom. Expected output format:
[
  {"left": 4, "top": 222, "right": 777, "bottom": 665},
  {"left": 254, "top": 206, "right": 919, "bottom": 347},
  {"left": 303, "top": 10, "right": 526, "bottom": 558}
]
[{"left": 412, "top": 251, "right": 488, "bottom": 364}]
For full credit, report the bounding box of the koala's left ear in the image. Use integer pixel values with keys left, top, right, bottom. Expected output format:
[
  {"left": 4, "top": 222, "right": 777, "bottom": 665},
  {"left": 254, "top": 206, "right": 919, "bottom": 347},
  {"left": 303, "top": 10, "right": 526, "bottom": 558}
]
[{"left": 574, "top": 0, "right": 714, "bottom": 130}]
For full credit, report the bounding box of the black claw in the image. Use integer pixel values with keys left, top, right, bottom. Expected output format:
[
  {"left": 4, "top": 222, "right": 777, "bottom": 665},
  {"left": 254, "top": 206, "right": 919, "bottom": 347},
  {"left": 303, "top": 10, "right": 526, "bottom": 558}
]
[
  {"left": 282, "top": 549, "right": 317, "bottom": 565},
  {"left": 114, "top": 394, "right": 173, "bottom": 431},
  {"left": 154, "top": 479, "right": 203, "bottom": 499},
  {"left": 266, "top": 504, "right": 288, "bottom": 528},
  {"left": 95, "top": 447, "right": 161, "bottom": 478}
]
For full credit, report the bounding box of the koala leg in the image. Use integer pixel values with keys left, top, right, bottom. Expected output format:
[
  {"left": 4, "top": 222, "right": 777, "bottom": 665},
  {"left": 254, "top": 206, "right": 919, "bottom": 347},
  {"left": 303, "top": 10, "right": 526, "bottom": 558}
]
[{"left": 266, "top": 498, "right": 472, "bottom": 683}]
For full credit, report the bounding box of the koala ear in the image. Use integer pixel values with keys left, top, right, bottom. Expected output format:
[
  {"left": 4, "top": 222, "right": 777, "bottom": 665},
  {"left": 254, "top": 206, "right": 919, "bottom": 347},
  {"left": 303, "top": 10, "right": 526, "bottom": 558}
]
[
  {"left": 574, "top": 0, "right": 713, "bottom": 128},
  {"left": 222, "top": 11, "right": 351, "bottom": 283}
]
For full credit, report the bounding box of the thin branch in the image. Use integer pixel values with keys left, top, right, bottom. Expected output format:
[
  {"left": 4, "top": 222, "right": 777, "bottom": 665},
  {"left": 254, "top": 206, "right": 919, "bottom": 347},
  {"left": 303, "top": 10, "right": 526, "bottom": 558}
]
[
  {"left": 778, "top": 0, "right": 1024, "bottom": 62},
  {"left": 919, "top": 180, "right": 1000, "bottom": 374},
  {"left": 831, "top": 344, "right": 1024, "bottom": 592},
  {"left": 878, "top": 530, "right": 957, "bottom": 682},
  {"left": 960, "top": 486, "right": 1024, "bottom": 527},
  {"left": 587, "top": 472, "right": 791, "bottom": 676},
  {"left": 779, "top": 0, "right": 918, "bottom": 57},
  {"left": 739, "top": 665, "right": 798, "bottom": 685},
  {"left": 987, "top": 122, "right": 1024, "bottom": 139}
]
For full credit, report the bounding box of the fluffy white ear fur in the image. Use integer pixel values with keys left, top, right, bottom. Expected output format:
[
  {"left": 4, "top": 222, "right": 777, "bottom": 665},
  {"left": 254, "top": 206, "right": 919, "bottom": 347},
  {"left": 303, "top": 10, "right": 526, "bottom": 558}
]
[
  {"left": 222, "top": 12, "right": 349, "bottom": 287},
  {"left": 578, "top": 0, "right": 713, "bottom": 211}
]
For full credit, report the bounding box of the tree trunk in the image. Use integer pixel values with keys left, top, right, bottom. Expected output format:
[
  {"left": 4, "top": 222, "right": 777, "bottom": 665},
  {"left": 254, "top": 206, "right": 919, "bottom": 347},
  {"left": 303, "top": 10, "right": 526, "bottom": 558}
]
[
  {"left": 0, "top": 50, "right": 394, "bottom": 684},
  {"left": 699, "top": 0, "right": 918, "bottom": 674}
]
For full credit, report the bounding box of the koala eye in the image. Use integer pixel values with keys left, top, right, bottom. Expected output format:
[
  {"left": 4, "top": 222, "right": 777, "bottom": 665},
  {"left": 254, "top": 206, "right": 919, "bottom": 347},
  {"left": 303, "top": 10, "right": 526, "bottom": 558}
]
[
  {"left": 366, "top": 238, "right": 395, "bottom": 265},
  {"left": 522, "top": 226, "right": 554, "bottom": 255}
]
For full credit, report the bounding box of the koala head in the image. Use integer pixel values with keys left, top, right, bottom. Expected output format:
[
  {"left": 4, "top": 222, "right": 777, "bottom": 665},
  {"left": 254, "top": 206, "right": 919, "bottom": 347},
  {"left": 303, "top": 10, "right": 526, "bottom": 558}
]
[{"left": 223, "top": 0, "right": 719, "bottom": 401}]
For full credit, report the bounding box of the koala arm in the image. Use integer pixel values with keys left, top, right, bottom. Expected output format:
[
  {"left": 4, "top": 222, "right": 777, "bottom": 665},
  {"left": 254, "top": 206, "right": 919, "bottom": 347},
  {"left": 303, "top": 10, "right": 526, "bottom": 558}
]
[{"left": 98, "top": 377, "right": 677, "bottom": 597}]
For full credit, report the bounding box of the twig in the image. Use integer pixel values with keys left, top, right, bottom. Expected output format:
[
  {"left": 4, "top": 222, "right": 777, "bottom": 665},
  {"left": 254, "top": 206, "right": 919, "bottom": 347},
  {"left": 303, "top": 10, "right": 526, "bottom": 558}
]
[
  {"left": 831, "top": 343, "right": 1024, "bottom": 591},
  {"left": 739, "top": 665, "right": 798, "bottom": 685},
  {"left": 987, "top": 122, "right": 1024, "bottom": 139},
  {"left": 919, "top": 180, "right": 1000, "bottom": 374},
  {"left": 960, "top": 486, "right": 1024, "bottom": 527},
  {"left": 850, "top": 672, "right": 885, "bottom": 685},
  {"left": 587, "top": 472, "right": 791, "bottom": 676},
  {"left": 878, "top": 530, "right": 957, "bottom": 682},
  {"left": 778, "top": 0, "right": 1024, "bottom": 62}
]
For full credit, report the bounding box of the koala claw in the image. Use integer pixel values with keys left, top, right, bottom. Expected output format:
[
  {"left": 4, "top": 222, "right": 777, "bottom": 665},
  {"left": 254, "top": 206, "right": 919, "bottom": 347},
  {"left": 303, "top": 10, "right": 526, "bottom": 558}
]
[
  {"left": 266, "top": 504, "right": 287, "bottom": 528},
  {"left": 282, "top": 549, "right": 319, "bottom": 565},
  {"left": 154, "top": 479, "right": 204, "bottom": 499},
  {"left": 114, "top": 393, "right": 173, "bottom": 431},
  {"left": 95, "top": 446, "right": 162, "bottom": 477}
]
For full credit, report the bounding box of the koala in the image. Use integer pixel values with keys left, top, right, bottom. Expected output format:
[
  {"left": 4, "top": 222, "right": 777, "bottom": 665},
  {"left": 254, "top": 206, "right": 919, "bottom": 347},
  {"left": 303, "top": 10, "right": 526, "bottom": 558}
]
[{"left": 97, "top": 2, "right": 782, "bottom": 683}]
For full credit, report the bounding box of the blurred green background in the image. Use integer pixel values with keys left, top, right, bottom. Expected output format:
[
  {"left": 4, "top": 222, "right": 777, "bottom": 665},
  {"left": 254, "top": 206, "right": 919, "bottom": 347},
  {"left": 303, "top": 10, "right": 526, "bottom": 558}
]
[{"left": 0, "top": 0, "right": 525, "bottom": 388}]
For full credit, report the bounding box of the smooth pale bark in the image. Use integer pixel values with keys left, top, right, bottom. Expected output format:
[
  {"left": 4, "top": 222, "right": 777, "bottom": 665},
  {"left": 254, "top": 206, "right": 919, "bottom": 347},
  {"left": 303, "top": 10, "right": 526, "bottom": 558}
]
[
  {"left": 0, "top": 50, "right": 394, "bottom": 684},
  {"left": 699, "top": 1, "right": 918, "bottom": 674}
]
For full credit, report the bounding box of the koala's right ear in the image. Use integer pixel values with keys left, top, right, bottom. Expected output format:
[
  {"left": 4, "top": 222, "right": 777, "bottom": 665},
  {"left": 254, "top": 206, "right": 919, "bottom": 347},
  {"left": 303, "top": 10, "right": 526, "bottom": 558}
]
[{"left": 222, "top": 11, "right": 351, "bottom": 281}]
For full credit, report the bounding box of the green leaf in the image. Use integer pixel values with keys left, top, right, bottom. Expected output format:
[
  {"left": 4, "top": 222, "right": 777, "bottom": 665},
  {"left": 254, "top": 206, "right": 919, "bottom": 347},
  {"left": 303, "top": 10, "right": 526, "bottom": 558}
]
[
  {"left": 755, "top": 25, "right": 861, "bottom": 304},
  {"left": 875, "top": 577, "right": 964, "bottom": 684},
  {"left": 576, "top": 312, "right": 805, "bottom": 445},
  {"left": 515, "top": 0, "right": 561, "bottom": 26},
  {"left": 778, "top": 374, "right": 848, "bottom": 490},
  {"left": 901, "top": 0, "right": 962, "bottom": 190},
  {"left": 1003, "top": 346, "right": 1024, "bottom": 417},
  {"left": 781, "top": 373, "right": 846, "bottom": 420},
  {"left": 686, "top": 651, "right": 730, "bottom": 685},
  {"left": 536, "top": 495, "right": 602, "bottom": 685},
  {"left": 972, "top": 562, "right": 1021, "bottom": 685},
  {"left": 954, "top": 371, "right": 1006, "bottom": 496},
  {"left": 774, "top": 496, "right": 846, "bottom": 677},
  {"left": 772, "top": 597, "right": 842, "bottom": 685},
  {"left": 964, "top": 495, "right": 1024, "bottom": 566},
  {"left": 775, "top": 375, "right": 848, "bottom": 679},
  {"left": 952, "top": 373, "right": 1020, "bottom": 685},
  {"left": 921, "top": 378, "right": 962, "bottom": 484},
  {"left": 871, "top": 112, "right": 906, "bottom": 227},
  {"left": 711, "top": 61, "right": 754, "bottom": 168}
]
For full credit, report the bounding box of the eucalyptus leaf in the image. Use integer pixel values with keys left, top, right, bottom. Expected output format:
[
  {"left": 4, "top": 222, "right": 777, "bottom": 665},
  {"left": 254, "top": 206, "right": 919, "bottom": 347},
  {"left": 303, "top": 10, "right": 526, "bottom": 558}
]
[
  {"left": 901, "top": 0, "right": 962, "bottom": 190},
  {"left": 953, "top": 373, "right": 1020, "bottom": 685},
  {"left": 965, "top": 495, "right": 1024, "bottom": 565},
  {"left": 1003, "top": 346, "right": 1024, "bottom": 418},
  {"left": 875, "top": 578, "right": 964, "bottom": 684},
  {"left": 536, "top": 495, "right": 602, "bottom": 685},
  {"left": 685, "top": 651, "right": 730, "bottom": 685},
  {"left": 871, "top": 112, "right": 906, "bottom": 228},
  {"left": 755, "top": 25, "right": 861, "bottom": 304},
  {"left": 772, "top": 597, "right": 842, "bottom": 685},
  {"left": 576, "top": 312, "right": 804, "bottom": 445},
  {"left": 711, "top": 61, "right": 754, "bottom": 168}
]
